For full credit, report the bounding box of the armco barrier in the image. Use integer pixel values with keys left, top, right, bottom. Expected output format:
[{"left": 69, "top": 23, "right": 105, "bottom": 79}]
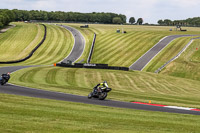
[
  {"left": 0, "top": 24, "right": 47, "bottom": 64},
  {"left": 155, "top": 37, "right": 200, "bottom": 73},
  {"left": 57, "top": 62, "right": 129, "bottom": 71},
  {"left": 87, "top": 33, "right": 96, "bottom": 63}
]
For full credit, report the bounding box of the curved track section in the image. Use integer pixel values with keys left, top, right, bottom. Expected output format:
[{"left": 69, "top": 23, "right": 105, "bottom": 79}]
[
  {"left": 60, "top": 25, "right": 85, "bottom": 63},
  {"left": 0, "top": 80, "right": 200, "bottom": 115},
  {"left": 0, "top": 66, "right": 37, "bottom": 74},
  {"left": 129, "top": 35, "right": 196, "bottom": 71},
  {"left": 0, "top": 67, "right": 200, "bottom": 115}
]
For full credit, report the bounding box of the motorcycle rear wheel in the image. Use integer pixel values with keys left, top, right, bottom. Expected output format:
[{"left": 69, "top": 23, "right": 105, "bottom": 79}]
[
  {"left": 0, "top": 79, "right": 6, "bottom": 85},
  {"left": 99, "top": 92, "right": 107, "bottom": 100}
]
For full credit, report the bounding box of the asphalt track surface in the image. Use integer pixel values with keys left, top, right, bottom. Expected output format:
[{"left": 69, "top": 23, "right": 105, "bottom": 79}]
[
  {"left": 129, "top": 35, "right": 196, "bottom": 71},
  {"left": 1, "top": 66, "right": 200, "bottom": 115},
  {"left": 60, "top": 25, "right": 85, "bottom": 63},
  {"left": 0, "top": 27, "right": 199, "bottom": 115}
]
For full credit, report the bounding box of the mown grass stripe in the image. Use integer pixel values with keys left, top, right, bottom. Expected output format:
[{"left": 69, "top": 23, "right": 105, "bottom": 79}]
[
  {"left": 100, "top": 32, "right": 149, "bottom": 58},
  {"left": 2, "top": 93, "right": 200, "bottom": 132},
  {"left": 16, "top": 24, "right": 73, "bottom": 65},
  {"left": 22, "top": 25, "right": 55, "bottom": 64},
  {"left": 0, "top": 23, "right": 42, "bottom": 61},
  {"left": 94, "top": 32, "right": 159, "bottom": 66},
  {"left": 45, "top": 68, "right": 58, "bottom": 85},
  {"left": 124, "top": 75, "right": 145, "bottom": 92},
  {"left": 144, "top": 37, "right": 193, "bottom": 72}
]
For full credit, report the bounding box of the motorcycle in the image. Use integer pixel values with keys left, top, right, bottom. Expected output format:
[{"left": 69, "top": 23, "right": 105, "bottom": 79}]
[
  {"left": 0, "top": 73, "right": 10, "bottom": 85},
  {"left": 88, "top": 87, "right": 112, "bottom": 100}
]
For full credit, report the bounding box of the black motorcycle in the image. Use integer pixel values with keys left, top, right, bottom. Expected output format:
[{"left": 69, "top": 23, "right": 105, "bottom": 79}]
[
  {"left": 0, "top": 74, "right": 10, "bottom": 85},
  {"left": 88, "top": 87, "right": 112, "bottom": 100}
]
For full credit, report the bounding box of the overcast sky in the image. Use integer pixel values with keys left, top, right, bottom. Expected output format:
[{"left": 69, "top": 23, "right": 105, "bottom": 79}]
[{"left": 1, "top": 0, "right": 200, "bottom": 24}]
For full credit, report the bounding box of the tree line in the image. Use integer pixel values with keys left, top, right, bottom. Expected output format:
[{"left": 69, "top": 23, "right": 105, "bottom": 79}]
[
  {"left": 0, "top": 9, "right": 15, "bottom": 28},
  {"left": 0, "top": 9, "right": 127, "bottom": 28},
  {"left": 158, "top": 17, "right": 200, "bottom": 27},
  {"left": 129, "top": 17, "right": 143, "bottom": 25}
]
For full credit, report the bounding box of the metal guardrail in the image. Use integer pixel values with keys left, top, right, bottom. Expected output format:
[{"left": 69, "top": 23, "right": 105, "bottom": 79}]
[
  {"left": 57, "top": 62, "right": 129, "bottom": 71},
  {"left": 87, "top": 33, "right": 96, "bottom": 63},
  {"left": 155, "top": 37, "right": 200, "bottom": 73}
]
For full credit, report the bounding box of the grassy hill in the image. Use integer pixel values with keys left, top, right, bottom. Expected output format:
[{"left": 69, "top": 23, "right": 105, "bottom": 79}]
[
  {"left": 66, "top": 24, "right": 200, "bottom": 68},
  {"left": 21, "top": 24, "right": 74, "bottom": 65},
  {"left": 65, "top": 24, "right": 200, "bottom": 82},
  {"left": 143, "top": 36, "right": 194, "bottom": 72},
  {"left": 0, "top": 23, "right": 74, "bottom": 66},
  {"left": 160, "top": 38, "right": 200, "bottom": 81},
  {"left": 0, "top": 22, "right": 44, "bottom": 61}
]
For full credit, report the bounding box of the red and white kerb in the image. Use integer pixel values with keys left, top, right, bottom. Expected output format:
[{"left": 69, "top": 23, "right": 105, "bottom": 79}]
[{"left": 132, "top": 102, "right": 200, "bottom": 112}]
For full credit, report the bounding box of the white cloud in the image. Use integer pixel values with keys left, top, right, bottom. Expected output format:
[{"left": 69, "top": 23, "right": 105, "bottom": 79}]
[{"left": 170, "top": 0, "right": 200, "bottom": 7}]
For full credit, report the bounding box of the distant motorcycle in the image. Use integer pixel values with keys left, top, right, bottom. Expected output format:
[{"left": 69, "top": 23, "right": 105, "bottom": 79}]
[
  {"left": 88, "top": 86, "right": 112, "bottom": 100},
  {"left": 0, "top": 73, "right": 10, "bottom": 85}
]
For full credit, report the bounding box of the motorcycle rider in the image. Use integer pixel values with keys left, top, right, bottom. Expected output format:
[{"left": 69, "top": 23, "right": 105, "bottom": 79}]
[
  {"left": 94, "top": 81, "right": 109, "bottom": 93},
  {"left": 0, "top": 72, "right": 10, "bottom": 82},
  {"left": 88, "top": 81, "right": 111, "bottom": 100}
]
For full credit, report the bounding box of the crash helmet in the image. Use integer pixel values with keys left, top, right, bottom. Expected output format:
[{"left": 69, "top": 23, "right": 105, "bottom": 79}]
[{"left": 103, "top": 81, "right": 108, "bottom": 87}]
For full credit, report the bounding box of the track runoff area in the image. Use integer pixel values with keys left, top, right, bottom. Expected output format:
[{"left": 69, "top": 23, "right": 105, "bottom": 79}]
[
  {"left": 0, "top": 25, "right": 200, "bottom": 116},
  {"left": 133, "top": 102, "right": 200, "bottom": 112}
]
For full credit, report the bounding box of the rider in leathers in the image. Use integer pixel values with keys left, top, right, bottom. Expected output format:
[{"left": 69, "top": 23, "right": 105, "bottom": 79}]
[{"left": 94, "top": 81, "right": 109, "bottom": 93}]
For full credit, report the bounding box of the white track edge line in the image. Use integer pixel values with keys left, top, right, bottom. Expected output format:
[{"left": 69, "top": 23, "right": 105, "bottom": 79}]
[{"left": 129, "top": 36, "right": 168, "bottom": 69}]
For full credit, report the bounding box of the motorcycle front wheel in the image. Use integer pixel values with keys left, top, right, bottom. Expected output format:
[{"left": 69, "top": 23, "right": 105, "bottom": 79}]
[{"left": 88, "top": 92, "right": 93, "bottom": 99}]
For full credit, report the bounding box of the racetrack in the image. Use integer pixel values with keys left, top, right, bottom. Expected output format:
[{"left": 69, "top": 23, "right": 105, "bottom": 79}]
[
  {"left": 0, "top": 25, "right": 199, "bottom": 115},
  {"left": 1, "top": 66, "right": 200, "bottom": 115},
  {"left": 60, "top": 25, "right": 85, "bottom": 63},
  {"left": 129, "top": 35, "right": 196, "bottom": 71}
]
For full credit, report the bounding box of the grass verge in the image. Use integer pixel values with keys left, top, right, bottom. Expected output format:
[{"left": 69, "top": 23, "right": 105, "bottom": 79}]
[
  {"left": 160, "top": 38, "right": 200, "bottom": 81},
  {"left": 0, "top": 93, "right": 200, "bottom": 133}
]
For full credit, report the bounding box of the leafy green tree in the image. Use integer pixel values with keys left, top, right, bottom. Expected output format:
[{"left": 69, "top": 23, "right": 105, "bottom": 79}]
[
  {"left": 129, "top": 17, "right": 135, "bottom": 24},
  {"left": 137, "top": 18, "right": 143, "bottom": 25},
  {"left": 0, "top": 15, "right": 6, "bottom": 26},
  {"left": 157, "top": 19, "right": 163, "bottom": 25},
  {"left": 13, "top": 9, "right": 23, "bottom": 21},
  {"left": 119, "top": 14, "right": 126, "bottom": 23},
  {"left": 0, "top": 22, "right": 3, "bottom": 28},
  {"left": 163, "top": 19, "right": 172, "bottom": 25},
  {"left": 112, "top": 17, "right": 123, "bottom": 24}
]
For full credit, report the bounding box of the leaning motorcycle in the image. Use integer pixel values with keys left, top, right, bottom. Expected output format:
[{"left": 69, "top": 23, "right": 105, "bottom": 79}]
[
  {"left": 88, "top": 87, "right": 112, "bottom": 100},
  {"left": 0, "top": 74, "right": 10, "bottom": 85}
]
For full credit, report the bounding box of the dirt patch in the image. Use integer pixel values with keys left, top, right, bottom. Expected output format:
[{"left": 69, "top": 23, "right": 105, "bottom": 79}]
[{"left": 0, "top": 24, "right": 16, "bottom": 33}]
